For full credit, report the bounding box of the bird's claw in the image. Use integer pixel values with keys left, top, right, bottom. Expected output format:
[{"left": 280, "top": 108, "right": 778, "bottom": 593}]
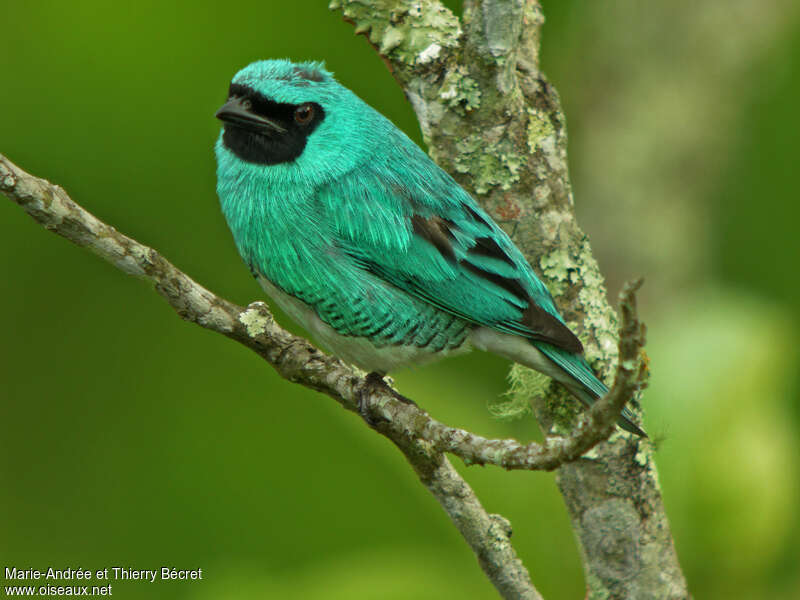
[{"left": 358, "top": 372, "right": 418, "bottom": 426}]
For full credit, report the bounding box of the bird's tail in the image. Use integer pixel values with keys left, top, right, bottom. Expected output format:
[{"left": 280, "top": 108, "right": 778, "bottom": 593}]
[{"left": 537, "top": 344, "right": 647, "bottom": 437}]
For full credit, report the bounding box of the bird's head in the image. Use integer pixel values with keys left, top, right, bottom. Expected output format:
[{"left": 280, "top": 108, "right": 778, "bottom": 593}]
[{"left": 215, "top": 59, "right": 374, "bottom": 186}]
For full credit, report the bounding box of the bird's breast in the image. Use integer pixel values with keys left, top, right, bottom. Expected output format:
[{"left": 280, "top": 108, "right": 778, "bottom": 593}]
[{"left": 256, "top": 276, "right": 472, "bottom": 373}]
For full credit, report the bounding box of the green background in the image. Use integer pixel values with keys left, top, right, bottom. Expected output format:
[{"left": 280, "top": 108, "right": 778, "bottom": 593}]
[{"left": 2, "top": 1, "right": 798, "bottom": 598}]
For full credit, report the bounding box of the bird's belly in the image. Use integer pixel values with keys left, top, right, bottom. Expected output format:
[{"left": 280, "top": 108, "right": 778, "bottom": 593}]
[
  {"left": 470, "top": 326, "right": 569, "bottom": 383},
  {"left": 257, "top": 276, "right": 471, "bottom": 373}
]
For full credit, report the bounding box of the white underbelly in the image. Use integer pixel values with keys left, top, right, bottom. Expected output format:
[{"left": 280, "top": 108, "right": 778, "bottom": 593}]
[{"left": 257, "top": 276, "right": 471, "bottom": 373}]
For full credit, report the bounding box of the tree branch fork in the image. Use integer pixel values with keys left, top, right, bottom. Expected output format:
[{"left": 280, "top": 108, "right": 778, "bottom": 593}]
[{"left": 1, "top": 153, "right": 648, "bottom": 472}]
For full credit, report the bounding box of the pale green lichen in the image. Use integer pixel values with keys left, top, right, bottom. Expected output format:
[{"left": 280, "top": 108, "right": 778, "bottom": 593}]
[
  {"left": 539, "top": 247, "right": 572, "bottom": 283},
  {"left": 454, "top": 133, "right": 524, "bottom": 194},
  {"left": 634, "top": 442, "right": 652, "bottom": 467},
  {"left": 540, "top": 239, "right": 619, "bottom": 370},
  {"left": 417, "top": 42, "right": 442, "bottom": 64},
  {"left": 538, "top": 247, "right": 573, "bottom": 298},
  {"left": 575, "top": 246, "right": 619, "bottom": 368},
  {"left": 439, "top": 66, "right": 481, "bottom": 113},
  {"left": 332, "top": 0, "right": 461, "bottom": 66},
  {"left": 507, "top": 363, "right": 582, "bottom": 433},
  {"left": 490, "top": 364, "right": 542, "bottom": 420},
  {"left": 487, "top": 394, "right": 531, "bottom": 420},
  {"left": 543, "top": 388, "right": 582, "bottom": 435},
  {"left": 527, "top": 107, "right": 555, "bottom": 153},
  {"left": 379, "top": 26, "right": 406, "bottom": 54},
  {"left": 239, "top": 306, "right": 270, "bottom": 337},
  {"left": 506, "top": 364, "right": 546, "bottom": 415}
]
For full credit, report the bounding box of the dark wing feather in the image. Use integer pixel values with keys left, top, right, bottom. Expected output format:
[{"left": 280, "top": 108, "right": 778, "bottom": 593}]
[{"left": 316, "top": 162, "right": 583, "bottom": 354}]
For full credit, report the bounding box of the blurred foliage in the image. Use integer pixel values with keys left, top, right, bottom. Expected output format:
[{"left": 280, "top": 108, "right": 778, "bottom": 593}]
[{"left": 1, "top": 1, "right": 798, "bottom": 599}]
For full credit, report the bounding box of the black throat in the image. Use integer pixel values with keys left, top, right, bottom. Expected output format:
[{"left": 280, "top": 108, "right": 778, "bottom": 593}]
[{"left": 220, "top": 83, "right": 325, "bottom": 165}]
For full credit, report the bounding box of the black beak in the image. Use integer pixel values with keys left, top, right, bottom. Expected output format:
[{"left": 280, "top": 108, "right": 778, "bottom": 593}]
[{"left": 215, "top": 97, "right": 286, "bottom": 135}]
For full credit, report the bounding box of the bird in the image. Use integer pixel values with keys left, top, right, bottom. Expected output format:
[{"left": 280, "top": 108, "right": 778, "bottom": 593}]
[{"left": 214, "top": 59, "right": 645, "bottom": 437}]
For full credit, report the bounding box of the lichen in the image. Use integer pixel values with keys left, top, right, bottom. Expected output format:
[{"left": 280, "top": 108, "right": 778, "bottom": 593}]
[
  {"left": 538, "top": 247, "right": 572, "bottom": 297},
  {"left": 539, "top": 246, "right": 572, "bottom": 282},
  {"left": 379, "top": 26, "right": 406, "bottom": 54},
  {"left": 453, "top": 133, "right": 524, "bottom": 194},
  {"left": 417, "top": 42, "right": 442, "bottom": 64},
  {"left": 543, "top": 388, "right": 582, "bottom": 435},
  {"left": 507, "top": 364, "right": 582, "bottom": 433},
  {"left": 526, "top": 107, "right": 555, "bottom": 153},
  {"left": 540, "top": 238, "right": 618, "bottom": 370},
  {"left": 331, "top": 0, "right": 461, "bottom": 66},
  {"left": 489, "top": 365, "right": 538, "bottom": 420},
  {"left": 239, "top": 304, "right": 270, "bottom": 337},
  {"left": 439, "top": 65, "right": 481, "bottom": 113},
  {"left": 634, "top": 442, "right": 651, "bottom": 467},
  {"left": 506, "top": 364, "right": 547, "bottom": 416}
]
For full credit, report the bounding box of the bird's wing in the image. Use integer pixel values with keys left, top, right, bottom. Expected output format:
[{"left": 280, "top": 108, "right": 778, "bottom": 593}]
[{"left": 316, "top": 159, "right": 583, "bottom": 354}]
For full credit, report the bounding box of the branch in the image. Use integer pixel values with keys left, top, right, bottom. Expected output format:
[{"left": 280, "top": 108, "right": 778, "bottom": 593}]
[
  {"left": 2, "top": 153, "right": 552, "bottom": 598},
  {"left": 3, "top": 141, "right": 652, "bottom": 595},
  {"left": 373, "top": 279, "right": 648, "bottom": 472},
  {"left": 1, "top": 152, "right": 641, "bottom": 466}
]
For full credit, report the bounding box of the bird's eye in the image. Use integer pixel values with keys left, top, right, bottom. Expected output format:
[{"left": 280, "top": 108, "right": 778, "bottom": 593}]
[
  {"left": 241, "top": 98, "right": 252, "bottom": 110},
  {"left": 294, "top": 104, "right": 314, "bottom": 125}
]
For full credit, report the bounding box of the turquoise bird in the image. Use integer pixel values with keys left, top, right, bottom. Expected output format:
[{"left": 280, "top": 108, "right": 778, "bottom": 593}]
[{"left": 214, "top": 59, "right": 644, "bottom": 437}]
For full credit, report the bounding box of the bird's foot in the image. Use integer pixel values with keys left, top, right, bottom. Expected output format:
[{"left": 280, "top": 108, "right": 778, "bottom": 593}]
[{"left": 358, "top": 372, "right": 418, "bottom": 426}]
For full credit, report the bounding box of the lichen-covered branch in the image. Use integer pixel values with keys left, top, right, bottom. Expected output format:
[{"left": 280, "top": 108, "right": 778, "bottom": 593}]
[
  {"left": 376, "top": 279, "right": 649, "bottom": 472},
  {"left": 1, "top": 152, "right": 640, "bottom": 472},
  {"left": 2, "top": 154, "right": 544, "bottom": 598},
  {"left": 2, "top": 151, "right": 652, "bottom": 598},
  {"left": 331, "top": 0, "right": 688, "bottom": 598}
]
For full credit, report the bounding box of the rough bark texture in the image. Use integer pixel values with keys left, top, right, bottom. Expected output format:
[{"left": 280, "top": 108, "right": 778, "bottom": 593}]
[{"left": 330, "top": 1, "right": 688, "bottom": 597}]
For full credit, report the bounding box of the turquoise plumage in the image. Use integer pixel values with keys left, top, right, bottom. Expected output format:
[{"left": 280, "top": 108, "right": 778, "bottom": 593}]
[{"left": 214, "top": 59, "right": 644, "bottom": 436}]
